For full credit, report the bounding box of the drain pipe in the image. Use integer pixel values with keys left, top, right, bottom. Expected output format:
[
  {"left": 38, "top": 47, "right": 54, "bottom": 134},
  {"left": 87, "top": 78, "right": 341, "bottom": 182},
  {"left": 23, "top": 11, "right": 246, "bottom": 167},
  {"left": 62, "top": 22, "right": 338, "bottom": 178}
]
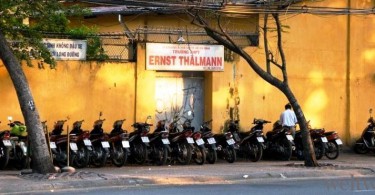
[{"left": 345, "top": 0, "right": 351, "bottom": 145}]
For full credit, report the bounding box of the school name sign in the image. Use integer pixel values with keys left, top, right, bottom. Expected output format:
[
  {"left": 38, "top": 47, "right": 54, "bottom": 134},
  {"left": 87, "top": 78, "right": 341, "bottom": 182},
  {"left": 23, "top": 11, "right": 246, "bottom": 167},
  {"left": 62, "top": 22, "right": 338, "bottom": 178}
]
[
  {"left": 42, "top": 39, "right": 87, "bottom": 60},
  {"left": 146, "top": 43, "right": 224, "bottom": 71}
]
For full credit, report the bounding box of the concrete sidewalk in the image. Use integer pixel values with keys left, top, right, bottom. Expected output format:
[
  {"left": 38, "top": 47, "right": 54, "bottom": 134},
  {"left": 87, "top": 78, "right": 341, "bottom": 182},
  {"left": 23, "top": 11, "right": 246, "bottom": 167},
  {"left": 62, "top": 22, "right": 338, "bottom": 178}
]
[{"left": 1, "top": 150, "right": 375, "bottom": 194}]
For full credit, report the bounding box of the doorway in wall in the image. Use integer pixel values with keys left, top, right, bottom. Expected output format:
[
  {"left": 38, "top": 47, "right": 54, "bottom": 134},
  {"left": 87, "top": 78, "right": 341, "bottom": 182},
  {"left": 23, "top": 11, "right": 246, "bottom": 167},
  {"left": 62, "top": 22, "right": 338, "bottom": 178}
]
[{"left": 155, "top": 72, "right": 204, "bottom": 131}]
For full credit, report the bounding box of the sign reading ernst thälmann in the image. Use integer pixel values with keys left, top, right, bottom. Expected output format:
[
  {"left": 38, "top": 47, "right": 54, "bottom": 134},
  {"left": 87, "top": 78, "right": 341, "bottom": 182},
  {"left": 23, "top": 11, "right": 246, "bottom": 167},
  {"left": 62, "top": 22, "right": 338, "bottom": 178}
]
[{"left": 146, "top": 43, "right": 224, "bottom": 71}]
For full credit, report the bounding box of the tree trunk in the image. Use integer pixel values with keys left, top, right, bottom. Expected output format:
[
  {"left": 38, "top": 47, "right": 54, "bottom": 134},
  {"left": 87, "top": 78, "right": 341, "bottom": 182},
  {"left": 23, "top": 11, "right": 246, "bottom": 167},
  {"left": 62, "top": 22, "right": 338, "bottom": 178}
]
[
  {"left": 281, "top": 85, "right": 318, "bottom": 166},
  {"left": 0, "top": 30, "right": 56, "bottom": 174}
]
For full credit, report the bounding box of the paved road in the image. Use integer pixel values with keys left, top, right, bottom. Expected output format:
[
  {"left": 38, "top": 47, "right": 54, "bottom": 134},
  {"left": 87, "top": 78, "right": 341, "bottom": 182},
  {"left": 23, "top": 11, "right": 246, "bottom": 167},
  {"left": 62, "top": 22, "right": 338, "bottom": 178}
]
[
  {"left": 2, "top": 150, "right": 375, "bottom": 194},
  {"left": 34, "top": 177, "right": 375, "bottom": 195}
]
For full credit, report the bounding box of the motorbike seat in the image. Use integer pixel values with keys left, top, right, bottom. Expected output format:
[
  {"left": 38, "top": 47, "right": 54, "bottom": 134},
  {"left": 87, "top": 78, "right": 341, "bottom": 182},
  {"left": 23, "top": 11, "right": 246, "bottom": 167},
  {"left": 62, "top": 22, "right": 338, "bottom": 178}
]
[{"left": 324, "top": 131, "right": 336, "bottom": 136}]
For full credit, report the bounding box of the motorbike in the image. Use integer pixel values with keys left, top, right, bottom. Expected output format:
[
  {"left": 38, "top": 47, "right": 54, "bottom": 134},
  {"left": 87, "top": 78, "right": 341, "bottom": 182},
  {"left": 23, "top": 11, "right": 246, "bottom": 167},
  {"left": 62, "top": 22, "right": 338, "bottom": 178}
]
[
  {"left": 89, "top": 117, "right": 110, "bottom": 167},
  {"left": 214, "top": 131, "right": 237, "bottom": 163},
  {"left": 354, "top": 108, "right": 375, "bottom": 154},
  {"left": 241, "top": 118, "right": 268, "bottom": 162},
  {"left": 0, "top": 121, "right": 11, "bottom": 169},
  {"left": 7, "top": 117, "right": 29, "bottom": 170},
  {"left": 323, "top": 130, "right": 342, "bottom": 159},
  {"left": 108, "top": 119, "right": 130, "bottom": 167},
  {"left": 186, "top": 120, "right": 206, "bottom": 165},
  {"left": 226, "top": 119, "right": 265, "bottom": 162},
  {"left": 128, "top": 116, "right": 152, "bottom": 165},
  {"left": 168, "top": 117, "right": 194, "bottom": 165},
  {"left": 264, "top": 120, "right": 295, "bottom": 161},
  {"left": 148, "top": 120, "right": 171, "bottom": 165},
  {"left": 199, "top": 120, "right": 218, "bottom": 164},
  {"left": 294, "top": 127, "right": 328, "bottom": 160},
  {"left": 68, "top": 120, "right": 91, "bottom": 168},
  {"left": 49, "top": 119, "right": 78, "bottom": 168}
]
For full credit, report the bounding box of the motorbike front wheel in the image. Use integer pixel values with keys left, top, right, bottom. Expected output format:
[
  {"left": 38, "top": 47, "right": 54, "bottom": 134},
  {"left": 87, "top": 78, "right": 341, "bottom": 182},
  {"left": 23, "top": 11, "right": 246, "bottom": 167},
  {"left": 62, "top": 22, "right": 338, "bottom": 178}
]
[
  {"left": 206, "top": 147, "right": 217, "bottom": 164},
  {"left": 325, "top": 141, "right": 340, "bottom": 160},
  {"left": 246, "top": 142, "right": 263, "bottom": 162},
  {"left": 193, "top": 146, "right": 206, "bottom": 165},
  {"left": 279, "top": 138, "right": 293, "bottom": 161},
  {"left": 314, "top": 140, "right": 326, "bottom": 160},
  {"left": 0, "top": 146, "right": 10, "bottom": 170},
  {"left": 111, "top": 144, "right": 127, "bottom": 167}
]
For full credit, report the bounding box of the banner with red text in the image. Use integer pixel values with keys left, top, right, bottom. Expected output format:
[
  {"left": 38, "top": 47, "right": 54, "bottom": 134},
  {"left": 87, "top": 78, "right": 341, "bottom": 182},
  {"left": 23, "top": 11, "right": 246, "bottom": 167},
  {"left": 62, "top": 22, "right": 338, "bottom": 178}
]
[{"left": 146, "top": 43, "right": 224, "bottom": 71}]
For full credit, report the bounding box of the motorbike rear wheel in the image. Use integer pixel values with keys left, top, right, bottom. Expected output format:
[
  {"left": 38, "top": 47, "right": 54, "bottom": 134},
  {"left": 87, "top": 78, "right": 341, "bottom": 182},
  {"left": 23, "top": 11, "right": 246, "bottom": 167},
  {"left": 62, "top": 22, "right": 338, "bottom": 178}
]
[
  {"left": 131, "top": 142, "right": 148, "bottom": 165},
  {"left": 91, "top": 145, "right": 108, "bottom": 167},
  {"left": 206, "top": 147, "right": 217, "bottom": 164},
  {"left": 279, "top": 138, "right": 293, "bottom": 161},
  {"left": 176, "top": 142, "right": 192, "bottom": 165},
  {"left": 193, "top": 146, "right": 206, "bottom": 165},
  {"left": 314, "top": 140, "right": 326, "bottom": 160},
  {"left": 152, "top": 145, "right": 168, "bottom": 166},
  {"left": 325, "top": 141, "right": 340, "bottom": 160},
  {"left": 111, "top": 144, "right": 127, "bottom": 167},
  {"left": 246, "top": 142, "right": 263, "bottom": 162},
  {"left": 224, "top": 146, "right": 236, "bottom": 163},
  {"left": 12, "top": 146, "right": 29, "bottom": 170},
  {"left": 0, "top": 146, "right": 9, "bottom": 170},
  {"left": 72, "top": 146, "right": 90, "bottom": 168},
  {"left": 354, "top": 143, "right": 369, "bottom": 154}
]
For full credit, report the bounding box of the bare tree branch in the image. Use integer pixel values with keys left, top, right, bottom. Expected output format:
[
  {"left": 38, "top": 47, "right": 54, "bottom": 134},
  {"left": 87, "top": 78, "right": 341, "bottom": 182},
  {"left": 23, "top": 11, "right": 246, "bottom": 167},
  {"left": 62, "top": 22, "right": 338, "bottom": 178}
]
[{"left": 273, "top": 13, "right": 288, "bottom": 83}]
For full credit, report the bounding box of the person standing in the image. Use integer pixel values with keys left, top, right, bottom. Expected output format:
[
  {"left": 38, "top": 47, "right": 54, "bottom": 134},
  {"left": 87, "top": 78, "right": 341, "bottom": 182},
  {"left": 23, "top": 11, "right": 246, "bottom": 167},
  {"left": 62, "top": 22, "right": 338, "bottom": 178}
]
[{"left": 280, "top": 103, "right": 298, "bottom": 138}]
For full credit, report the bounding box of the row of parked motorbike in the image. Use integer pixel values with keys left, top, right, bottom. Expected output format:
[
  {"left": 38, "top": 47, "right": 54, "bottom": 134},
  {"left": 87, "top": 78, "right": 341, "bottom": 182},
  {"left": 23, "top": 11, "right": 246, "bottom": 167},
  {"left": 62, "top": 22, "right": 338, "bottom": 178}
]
[{"left": 0, "top": 115, "right": 343, "bottom": 170}]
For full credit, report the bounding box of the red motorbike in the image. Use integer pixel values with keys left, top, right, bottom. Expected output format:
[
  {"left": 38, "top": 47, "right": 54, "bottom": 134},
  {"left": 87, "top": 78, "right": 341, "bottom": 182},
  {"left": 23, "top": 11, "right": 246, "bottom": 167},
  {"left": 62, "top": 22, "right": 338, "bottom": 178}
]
[
  {"left": 129, "top": 116, "right": 152, "bottom": 165},
  {"left": 199, "top": 120, "right": 218, "bottom": 164},
  {"left": 89, "top": 117, "right": 110, "bottom": 167},
  {"left": 108, "top": 119, "right": 130, "bottom": 167},
  {"left": 68, "top": 120, "right": 91, "bottom": 168},
  {"left": 168, "top": 117, "right": 194, "bottom": 165},
  {"left": 148, "top": 120, "right": 171, "bottom": 166},
  {"left": 50, "top": 119, "right": 79, "bottom": 167},
  {"left": 323, "top": 130, "right": 342, "bottom": 159}
]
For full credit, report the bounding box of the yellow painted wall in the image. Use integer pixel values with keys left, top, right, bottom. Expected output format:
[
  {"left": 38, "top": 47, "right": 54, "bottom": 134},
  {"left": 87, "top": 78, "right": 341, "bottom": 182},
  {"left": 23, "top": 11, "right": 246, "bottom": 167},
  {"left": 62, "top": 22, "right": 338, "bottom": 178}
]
[
  {"left": 0, "top": 61, "right": 136, "bottom": 133},
  {"left": 3, "top": 1, "right": 375, "bottom": 145}
]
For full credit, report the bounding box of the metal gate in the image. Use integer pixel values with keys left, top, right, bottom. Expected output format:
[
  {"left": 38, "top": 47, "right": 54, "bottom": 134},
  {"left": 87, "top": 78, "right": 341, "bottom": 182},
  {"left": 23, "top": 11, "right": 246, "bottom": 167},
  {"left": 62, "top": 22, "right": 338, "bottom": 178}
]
[{"left": 155, "top": 76, "right": 204, "bottom": 132}]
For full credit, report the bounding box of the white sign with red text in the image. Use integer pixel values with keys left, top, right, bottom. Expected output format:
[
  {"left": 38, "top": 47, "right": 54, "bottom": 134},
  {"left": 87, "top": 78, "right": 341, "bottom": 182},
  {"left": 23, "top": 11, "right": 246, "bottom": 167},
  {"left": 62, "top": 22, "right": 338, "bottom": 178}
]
[{"left": 146, "top": 43, "right": 224, "bottom": 71}]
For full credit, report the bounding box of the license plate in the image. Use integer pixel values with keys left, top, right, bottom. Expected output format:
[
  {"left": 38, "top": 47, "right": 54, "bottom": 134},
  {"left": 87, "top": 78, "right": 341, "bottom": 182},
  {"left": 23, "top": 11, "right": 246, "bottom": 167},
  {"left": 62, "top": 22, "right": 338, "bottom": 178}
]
[
  {"left": 70, "top": 143, "right": 78, "bottom": 151},
  {"left": 161, "top": 138, "right": 170, "bottom": 145},
  {"left": 226, "top": 138, "right": 235, "bottom": 145},
  {"left": 50, "top": 142, "right": 57, "bottom": 149},
  {"left": 122, "top": 140, "right": 130, "bottom": 148},
  {"left": 141, "top": 136, "right": 150, "bottom": 143},
  {"left": 207, "top": 137, "right": 216, "bottom": 144},
  {"left": 256, "top": 137, "right": 265, "bottom": 143},
  {"left": 321, "top": 137, "right": 328, "bottom": 143},
  {"left": 2, "top": 140, "right": 11, "bottom": 146},
  {"left": 83, "top": 139, "right": 92, "bottom": 146},
  {"left": 186, "top": 137, "right": 195, "bottom": 144},
  {"left": 286, "top": 135, "right": 294, "bottom": 141},
  {"left": 335, "top": 139, "right": 343, "bottom": 145},
  {"left": 101, "top": 141, "right": 110, "bottom": 148},
  {"left": 196, "top": 138, "right": 205, "bottom": 146}
]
